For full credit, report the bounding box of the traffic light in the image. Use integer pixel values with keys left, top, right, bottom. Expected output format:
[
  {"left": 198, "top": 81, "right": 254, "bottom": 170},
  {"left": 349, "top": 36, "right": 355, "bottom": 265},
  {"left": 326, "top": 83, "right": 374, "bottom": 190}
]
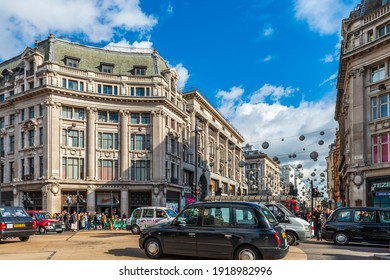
[
  {"left": 191, "top": 183, "right": 196, "bottom": 198},
  {"left": 312, "top": 188, "right": 318, "bottom": 197},
  {"left": 22, "top": 193, "right": 32, "bottom": 207}
]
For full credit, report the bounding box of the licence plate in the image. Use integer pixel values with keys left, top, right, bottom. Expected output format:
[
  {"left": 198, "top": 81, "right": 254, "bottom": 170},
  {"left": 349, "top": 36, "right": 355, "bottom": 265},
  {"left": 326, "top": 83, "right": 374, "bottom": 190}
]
[
  {"left": 14, "top": 224, "right": 26, "bottom": 228},
  {"left": 281, "top": 232, "right": 286, "bottom": 238}
]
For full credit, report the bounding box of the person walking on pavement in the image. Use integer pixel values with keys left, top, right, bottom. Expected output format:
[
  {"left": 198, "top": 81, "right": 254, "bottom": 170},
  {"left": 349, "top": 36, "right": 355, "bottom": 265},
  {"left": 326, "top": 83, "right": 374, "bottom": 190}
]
[
  {"left": 70, "top": 211, "right": 77, "bottom": 232},
  {"left": 312, "top": 205, "right": 323, "bottom": 241}
]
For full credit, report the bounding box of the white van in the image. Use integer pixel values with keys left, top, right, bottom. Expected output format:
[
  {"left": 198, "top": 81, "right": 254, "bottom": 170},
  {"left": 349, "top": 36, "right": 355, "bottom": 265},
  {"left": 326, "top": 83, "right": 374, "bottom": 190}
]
[
  {"left": 264, "top": 203, "right": 311, "bottom": 246},
  {"left": 126, "top": 207, "right": 177, "bottom": 234}
]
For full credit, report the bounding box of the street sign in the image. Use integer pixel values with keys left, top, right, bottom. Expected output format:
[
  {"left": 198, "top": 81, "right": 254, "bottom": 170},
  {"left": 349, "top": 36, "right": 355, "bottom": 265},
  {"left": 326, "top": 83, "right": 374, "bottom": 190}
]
[{"left": 375, "top": 192, "right": 390, "bottom": 196}]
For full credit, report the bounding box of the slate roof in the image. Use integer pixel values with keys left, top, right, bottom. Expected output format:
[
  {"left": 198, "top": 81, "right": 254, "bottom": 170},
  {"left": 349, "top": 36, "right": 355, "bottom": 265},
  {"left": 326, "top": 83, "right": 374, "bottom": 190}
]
[
  {"left": 0, "top": 35, "right": 170, "bottom": 77},
  {"left": 360, "top": 0, "right": 383, "bottom": 17}
]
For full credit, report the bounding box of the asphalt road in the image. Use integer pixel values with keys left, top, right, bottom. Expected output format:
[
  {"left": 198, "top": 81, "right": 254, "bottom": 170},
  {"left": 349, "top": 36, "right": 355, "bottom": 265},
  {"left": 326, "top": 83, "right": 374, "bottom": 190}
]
[{"left": 0, "top": 230, "right": 388, "bottom": 260}]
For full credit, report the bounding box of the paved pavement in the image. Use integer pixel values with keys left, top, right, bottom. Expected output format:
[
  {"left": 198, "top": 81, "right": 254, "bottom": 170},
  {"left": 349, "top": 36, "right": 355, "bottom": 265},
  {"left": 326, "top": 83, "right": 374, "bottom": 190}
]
[{"left": 0, "top": 230, "right": 308, "bottom": 260}]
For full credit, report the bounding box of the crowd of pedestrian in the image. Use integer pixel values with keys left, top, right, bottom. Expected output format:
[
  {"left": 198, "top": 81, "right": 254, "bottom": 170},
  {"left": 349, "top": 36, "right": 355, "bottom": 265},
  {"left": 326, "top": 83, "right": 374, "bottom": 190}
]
[
  {"left": 53, "top": 210, "right": 128, "bottom": 232},
  {"left": 300, "top": 205, "right": 333, "bottom": 241}
]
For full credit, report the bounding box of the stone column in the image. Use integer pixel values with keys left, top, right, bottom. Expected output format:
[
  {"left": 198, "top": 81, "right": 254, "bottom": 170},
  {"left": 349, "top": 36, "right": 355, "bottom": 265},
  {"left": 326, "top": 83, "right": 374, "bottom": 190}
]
[
  {"left": 216, "top": 131, "right": 220, "bottom": 172},
  {"left": 120, "top": 110, "right": 129, "bottom": 180},
  {"left": 44, "top": 99, "right": 61, "bottom": 179},
  {"left": 87, "top": 107, "right": 97, "bottom": 180},
  {"left": 120, "top": 189, "right": 129, "bottom": 217},
  {"left": 152, "top": 110, "right": 165, "bottom": 181},
  {"left": 204, "top": 121, "right": 209, "bottom": 165},
  {"left": 87, "top": 187, "right": 96, "bottom": 213},
  {"left": 225, "top": 138, "right": 229, "bottom": 176}
]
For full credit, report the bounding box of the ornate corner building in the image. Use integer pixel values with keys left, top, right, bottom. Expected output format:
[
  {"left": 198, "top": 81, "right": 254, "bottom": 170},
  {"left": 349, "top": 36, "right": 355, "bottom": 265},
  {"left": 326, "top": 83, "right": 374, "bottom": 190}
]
[
  {"left": 336, "top": 0, "right": 390, "bottom": 207},
  {"left": 0, "top": 35, "right": 245, "bottom": 215}
]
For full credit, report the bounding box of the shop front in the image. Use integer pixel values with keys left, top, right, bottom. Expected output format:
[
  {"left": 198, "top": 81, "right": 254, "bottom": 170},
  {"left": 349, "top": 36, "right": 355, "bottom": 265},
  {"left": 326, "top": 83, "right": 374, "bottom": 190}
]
[
  {"left": 95, "top": 191, "right": 120, "bottom": 218},
  {"left": 166, "top": 190, "right": 180, "bottom": 213},
  {"left": 1, "top": 191, "right": 13, "bottom": 206},
  {"left": 128, "top": 191, "right": 151, "bottom": 215},
  {"left": 23, "top": 191, "right": 42, "bottom": 210},
  {"left": 61, "top": 190, "right": 88, "bottom": 213},
  {"left": 367, "top": 177, "right": 390, "bottom": 207}
]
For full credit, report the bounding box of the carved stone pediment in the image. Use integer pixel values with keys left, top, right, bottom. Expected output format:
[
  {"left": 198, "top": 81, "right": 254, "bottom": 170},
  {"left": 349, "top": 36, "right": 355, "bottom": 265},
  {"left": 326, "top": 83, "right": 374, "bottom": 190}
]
[{"left": 22, "top": 119, "right": 38, "bottom": 130}]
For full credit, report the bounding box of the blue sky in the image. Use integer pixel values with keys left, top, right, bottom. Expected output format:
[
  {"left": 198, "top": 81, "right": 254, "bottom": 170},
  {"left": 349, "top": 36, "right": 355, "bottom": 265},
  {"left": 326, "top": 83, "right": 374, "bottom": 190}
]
[{"left": 0, "top": 0, "right": 360, "bottom": 184}]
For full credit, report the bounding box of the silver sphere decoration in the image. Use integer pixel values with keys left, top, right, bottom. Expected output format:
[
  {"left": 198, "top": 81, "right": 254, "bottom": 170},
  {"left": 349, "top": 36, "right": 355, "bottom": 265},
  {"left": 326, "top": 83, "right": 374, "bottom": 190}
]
[
  {"left": 320, "top": 172, "right": 325, "bottom": 177},
  {"left": 320, "top": 131, "right": 325, "bottom": 135},
  {"left": 273, "top": 156, "right": 278, "bottom": 162},
  {"left": 318, "top": 140, "right": 324, "bottom": 145},
  {"left": 299, "top": 135, "right": 305, "bottom": 141},
  {"left": 310, "top": 151, "right": 318, "bottom": 160},
  {"left": 311, "top": 172, "right": 316, "bottom": 177},
  {"left": 297, "top": 164, "right": 302, "bottom": 169},
  {"left": 238, "top": 160, "right": 246, "bottom": 167},
  {"left": 262, "top": 141, "right": 269, "bottom": 149}
]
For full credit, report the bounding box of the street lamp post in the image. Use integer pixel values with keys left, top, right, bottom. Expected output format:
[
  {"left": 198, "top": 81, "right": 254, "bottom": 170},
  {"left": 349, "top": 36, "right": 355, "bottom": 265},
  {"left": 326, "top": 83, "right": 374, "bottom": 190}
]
[{"left": 311, "top": 180, "right": 314, "bottom": 213}]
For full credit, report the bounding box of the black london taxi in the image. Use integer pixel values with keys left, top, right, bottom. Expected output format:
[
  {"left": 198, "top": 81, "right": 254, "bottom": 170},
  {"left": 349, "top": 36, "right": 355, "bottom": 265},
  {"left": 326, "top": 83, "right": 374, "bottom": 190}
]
[
  {"left": 0, "top": 206, "right": 36, "bottom": 242},
  {"left": 321, "top": 207, "right": 390, "bottom": 245},
  {"left": 139, "top": 201, "right": 289, "bottom": 260}
]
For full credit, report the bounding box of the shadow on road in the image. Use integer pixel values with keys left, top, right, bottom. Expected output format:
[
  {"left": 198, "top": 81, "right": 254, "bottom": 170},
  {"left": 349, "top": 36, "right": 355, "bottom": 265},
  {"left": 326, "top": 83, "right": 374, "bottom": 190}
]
[{"left": 106, "top": 248, "right": 146, "bottom": 259}]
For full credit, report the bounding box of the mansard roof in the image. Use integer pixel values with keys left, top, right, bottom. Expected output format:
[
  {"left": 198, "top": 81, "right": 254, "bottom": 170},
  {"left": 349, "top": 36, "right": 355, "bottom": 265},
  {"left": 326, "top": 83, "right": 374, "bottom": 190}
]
[
  {"left": 360, "top": 0, "right": 383, "bottom": 16},
  {"left": 0, "top": 35, "right": 170, "bottom": 77}
]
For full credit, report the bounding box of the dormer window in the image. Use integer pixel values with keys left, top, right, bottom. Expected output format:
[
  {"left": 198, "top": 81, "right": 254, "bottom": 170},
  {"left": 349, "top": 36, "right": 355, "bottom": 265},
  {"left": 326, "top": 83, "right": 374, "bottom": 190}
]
[
  {"left": 134, "top": 66, "right": 147, "bottom": 75},
  {"left": 65, "top": 56, "right": 80, "bottom": 68},
  {"left": 101, "top": 63, "right": 114, "bottom": 73}
]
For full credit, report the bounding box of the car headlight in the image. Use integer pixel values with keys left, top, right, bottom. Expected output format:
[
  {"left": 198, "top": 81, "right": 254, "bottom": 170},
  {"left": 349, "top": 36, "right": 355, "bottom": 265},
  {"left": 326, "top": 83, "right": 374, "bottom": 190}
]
[{"left": 47, "top": 222, "right": 52, "bottom": 226}]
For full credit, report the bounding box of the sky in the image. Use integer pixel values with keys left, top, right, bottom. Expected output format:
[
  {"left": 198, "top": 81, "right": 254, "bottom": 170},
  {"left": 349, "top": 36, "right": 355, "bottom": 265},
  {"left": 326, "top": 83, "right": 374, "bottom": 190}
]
[{"left": 0, "top": 0, "right": 360, "bottom": 190}]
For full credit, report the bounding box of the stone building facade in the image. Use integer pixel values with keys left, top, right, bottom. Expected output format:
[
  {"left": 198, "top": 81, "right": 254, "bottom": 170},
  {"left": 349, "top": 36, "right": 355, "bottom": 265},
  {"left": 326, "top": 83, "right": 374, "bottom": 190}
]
[
  {"left": 242, "top": 145, "right": 281, "bottom": 196},
  {"left": 336, "top": 0, "right": 390, "bottom": 207},
  {"left": 0, "top": 35, "right": 244, "bottom": 215}
]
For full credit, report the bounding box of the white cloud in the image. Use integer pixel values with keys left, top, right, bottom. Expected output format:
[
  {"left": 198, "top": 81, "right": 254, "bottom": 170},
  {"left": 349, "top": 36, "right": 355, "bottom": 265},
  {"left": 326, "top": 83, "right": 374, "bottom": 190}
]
[
  {"left": 249, "top": 84, "right": 298, "bottom": 104},
  {"left": 216, "top": 84, "right": 337, "bottom": 178},
  {"left": 216, "top": 86, "right": 245, "bottom": 118},
  {"left": 167, "top": 3, "right": 174, "bottom": 14},
  {"left": 294, "top": 0, "right": 355, "bottom": 35},
  {"left": 263, "top": 55, "right": 273, "bottom": 62},
  {"left": 321, "top": 54, "right": 335, "bottom": 63},
  {"left": 104, "top": 39, "right": 154, "bottom": 53},
  {"left": 319, "top": 72, "right": 338, "bottom": 86},
  {"left": 321, "top": 41, "right": 342, "bottom": 63},
  {"left": 174, "top": 63, "right": 190, "bottom": 89},
  {"left": 263, "top": 27, "right": 274, "bottom": 37},
  {"left": 0, "top": 0, "right": 157, "bottom": 59}
]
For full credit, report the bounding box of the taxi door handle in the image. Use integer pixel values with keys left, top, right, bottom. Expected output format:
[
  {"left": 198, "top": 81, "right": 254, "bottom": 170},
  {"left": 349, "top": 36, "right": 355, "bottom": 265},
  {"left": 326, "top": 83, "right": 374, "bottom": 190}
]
[
  {"left": 224, "top": 234, "right": 232, "bottom": 238},
  {"left": 188, "top": 233, "right": 196, "bottom": 237}
]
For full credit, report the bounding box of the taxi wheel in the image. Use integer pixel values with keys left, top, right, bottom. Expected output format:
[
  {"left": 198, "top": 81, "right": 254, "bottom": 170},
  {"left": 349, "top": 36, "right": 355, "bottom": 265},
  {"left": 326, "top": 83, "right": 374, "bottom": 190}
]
[
  {"left": 39, "top": 226, "right": 47, "bottom": 234},
  {"left": 286, "top": 231, "right": 297, "bottom": 246},
  {"left": 19, "top": 237, "right": 30, "bottom": 242},
  {"left": 144, "top": 238, "right": 163, "bottom": 259},
  {"left": 333, "top": 232, "right": 350, "bottom": 245},
  {"left": 131, "top": 225, "right": 140, "bottom": 235},
  {"left": 234, "top": 245, "right": 261, "bottom": 260}
]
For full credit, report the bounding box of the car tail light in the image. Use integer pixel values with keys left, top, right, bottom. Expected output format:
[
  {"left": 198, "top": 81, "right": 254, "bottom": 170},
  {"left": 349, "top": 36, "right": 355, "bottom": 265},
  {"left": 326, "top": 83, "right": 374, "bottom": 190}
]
[
  {"left": 273, "top": 232, "right": 281, "bottom": 246},
  {"left": 0, "top": 223, "right": 6, "bottom": 230}
]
